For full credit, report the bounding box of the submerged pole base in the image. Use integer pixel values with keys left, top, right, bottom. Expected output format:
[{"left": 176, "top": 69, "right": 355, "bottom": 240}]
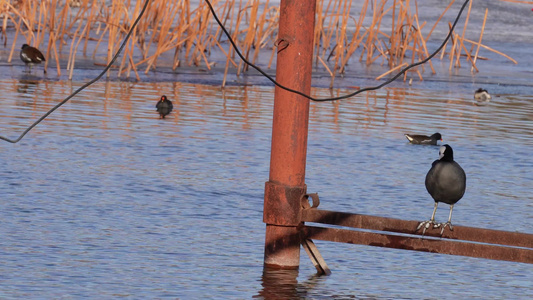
[{"left": 264, "top": 224, "right": 301, "bottom": 269}]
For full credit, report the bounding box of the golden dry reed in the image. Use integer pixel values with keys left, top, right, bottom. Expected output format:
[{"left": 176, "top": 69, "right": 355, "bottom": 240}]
[{"left": 1, "top": 0, "right": 517, "bottom": 84}]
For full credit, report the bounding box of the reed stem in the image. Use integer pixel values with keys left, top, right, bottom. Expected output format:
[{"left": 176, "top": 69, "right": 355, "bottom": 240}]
[{"left": 3, "top": 0, "right": 515, "bottom": 82}]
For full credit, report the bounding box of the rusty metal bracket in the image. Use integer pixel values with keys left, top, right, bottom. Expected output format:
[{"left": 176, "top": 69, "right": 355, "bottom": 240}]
[
  {"left": 301, "top": 193, "right": 320, "bottom": 209},
  {"left": 301, "top": 238, "right": 331, "bottom": 275},
  {"left": 300, "top": 193, "right": 331, "bottom": 275},
  {"left": 263, "top": 181, "right": 306, "bottom": 226}
]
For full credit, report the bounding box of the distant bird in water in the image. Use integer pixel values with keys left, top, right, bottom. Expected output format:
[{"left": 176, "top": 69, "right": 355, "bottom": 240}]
[
  {"left": 404, "top": 132, "right": 442, "bottom": 145},
  {"left": 417, "top": 144, "right": 466, "bottom": 235},
  {"left": 156, "top": 95, "right": 173, "bottom": 119},
  {"left": 474, "top": 88, "right": 491, "bottom": 106},
  {"left": 20, "top": 44, "right": 46, "bottom": 73}
]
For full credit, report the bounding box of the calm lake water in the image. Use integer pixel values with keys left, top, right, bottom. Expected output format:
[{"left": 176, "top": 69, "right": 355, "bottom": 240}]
[{"left": 0, "top": 78, "right": 531, "bottom": 298}]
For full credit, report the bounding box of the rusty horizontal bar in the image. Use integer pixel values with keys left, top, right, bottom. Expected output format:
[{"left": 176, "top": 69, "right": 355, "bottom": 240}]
[
  {"left": 302, "top": 209, "right": 533, "bottom": 249},
  {"left": 303, "top": 226, "right": 533, "bottom": 264}
]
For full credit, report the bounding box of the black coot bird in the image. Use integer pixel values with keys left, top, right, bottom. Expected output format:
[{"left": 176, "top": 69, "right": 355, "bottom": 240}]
[
  {"left": 404, "top": 132, "right": 442, "bottom": 145},
  {"left": 474, "top": 88, "right": 491, "bottom": 105},
  {"left": 156, "top": 95, "right": 173, "bottom": 119},
  {"left": 417, "top": 144, "right": 466, "bottom": 235},
  {"left": 20, "top": 44, "right": 46, "bottom": 73}
]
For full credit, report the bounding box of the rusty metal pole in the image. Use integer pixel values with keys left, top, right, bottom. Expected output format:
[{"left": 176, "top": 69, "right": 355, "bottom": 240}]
[{"left": 263, "top": 0, "right": 316, "bottom": 269}]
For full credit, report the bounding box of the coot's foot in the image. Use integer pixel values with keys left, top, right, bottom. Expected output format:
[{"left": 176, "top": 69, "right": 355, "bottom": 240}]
[
  {"left": 437, "top": 221, "right": 453, "bottom": 235},
  {"left": 417, "top": 220, "right": 439, "bottom": 235}
]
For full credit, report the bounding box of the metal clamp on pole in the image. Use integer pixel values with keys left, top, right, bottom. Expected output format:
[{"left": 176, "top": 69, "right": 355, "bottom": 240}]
[
  {"left": 263, "top": 182, "right": 307, "bottom": 269},
  {"left": 301, "top": 193, "right": 320, "bottom": 210},
  {"left": 263, "top": 182, "right": 307, "bottom": 226}
]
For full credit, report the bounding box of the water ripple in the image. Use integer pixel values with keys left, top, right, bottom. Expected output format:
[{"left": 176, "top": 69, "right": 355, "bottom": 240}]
[{"left": 0, "top": 80, "right": 531, "bottom": 298}]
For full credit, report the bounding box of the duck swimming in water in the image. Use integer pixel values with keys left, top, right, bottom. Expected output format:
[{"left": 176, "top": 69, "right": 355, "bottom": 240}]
[
  {"left": 156, "top": 95, "right": 173, "bottom": 119},
  {"left": 404, "top": 133, "right": 442, "bottom": 145},
  {"left": 474, "top": 88, "right": 491, "bottom": 106}
]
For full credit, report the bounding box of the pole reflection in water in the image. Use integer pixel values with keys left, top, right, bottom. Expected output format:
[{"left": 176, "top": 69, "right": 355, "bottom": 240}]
[{"left": 256, "top": 267, "right": 327, "bottom": 299}]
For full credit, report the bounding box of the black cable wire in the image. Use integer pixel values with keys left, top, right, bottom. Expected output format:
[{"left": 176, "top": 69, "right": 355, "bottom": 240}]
[
  {"left": 0, "top": 0, "right": 152, "bottom": 143},
  {"left": 205, "top": 0, "right": 470, "bottom": 102}
]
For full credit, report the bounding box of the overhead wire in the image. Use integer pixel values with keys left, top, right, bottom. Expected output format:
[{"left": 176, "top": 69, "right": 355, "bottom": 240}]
[{"left": 205, "top": 0, "right": 470, "bottom": 102}]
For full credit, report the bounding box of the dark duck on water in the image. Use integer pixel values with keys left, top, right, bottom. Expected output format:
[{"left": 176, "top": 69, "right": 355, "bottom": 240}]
[
  {"left": 20, "top": 44, "right": 46, "bottom": 73},
  {"left": 404, "top": 132, "right": 442, "bottom": 145},
  {"left": 474, "top": 88, "right": 491, "bottom": 105},
  {"left": 417, "top": 144, "right": 466, "bottom": 235},
  {"left": 156, "top": 95, "right": 173, "bottom": 119}
]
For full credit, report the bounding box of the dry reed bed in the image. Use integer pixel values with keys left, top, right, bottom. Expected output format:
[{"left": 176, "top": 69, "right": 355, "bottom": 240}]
[{"left": 0, "top": 0, "right": 517, "bottom": 85}]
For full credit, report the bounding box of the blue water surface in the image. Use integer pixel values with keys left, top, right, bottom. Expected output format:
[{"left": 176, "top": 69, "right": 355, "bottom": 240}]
[{"left": 0, "top": 79, "right": 531, "bottom": 298}]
